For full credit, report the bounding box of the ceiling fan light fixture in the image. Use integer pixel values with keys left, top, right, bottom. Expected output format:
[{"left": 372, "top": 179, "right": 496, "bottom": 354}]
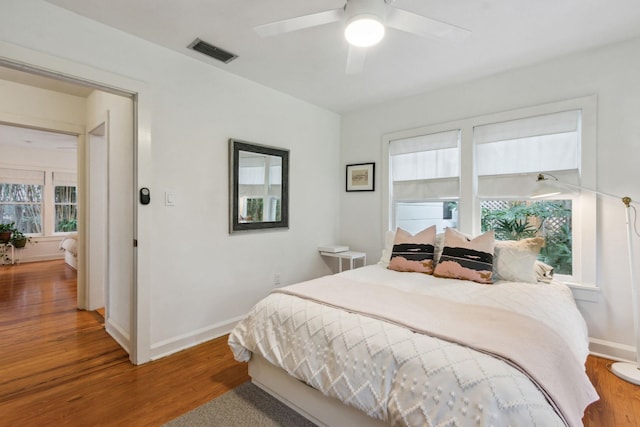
[{"left": 344, "top": 15, "right": 385, "bottom": 47}]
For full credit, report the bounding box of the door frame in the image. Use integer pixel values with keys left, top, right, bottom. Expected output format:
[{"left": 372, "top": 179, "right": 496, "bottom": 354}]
[
  {"left": 86, "top": 117, "right": 109, "bottom": 312},
  {"left": 0, "top": 41, "right": 152, "bottom": 364}
]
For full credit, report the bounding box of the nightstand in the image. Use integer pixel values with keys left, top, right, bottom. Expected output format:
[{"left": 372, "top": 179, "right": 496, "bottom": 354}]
[{"left": 319, "top": 250, "right": 366, "bottom": 272}]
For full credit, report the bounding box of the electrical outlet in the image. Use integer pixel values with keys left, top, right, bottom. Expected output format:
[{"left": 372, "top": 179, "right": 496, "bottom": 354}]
[{"left": 274, "top": 273, "right": 281, "bottom": 286}]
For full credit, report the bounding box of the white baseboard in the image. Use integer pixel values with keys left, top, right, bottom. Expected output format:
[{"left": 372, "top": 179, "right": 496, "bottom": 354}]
[
  {"left": 17, "top": 254, "right": 64, "bottom": 263},
  {"left": 149, "top": 315, "right": 245, "bottom": 361},
  {"left": 589, "top": 337, "right": 636, "bottom": 363},
  {"left": 106, "top": 317, "right": 131, "bottom": 355}
]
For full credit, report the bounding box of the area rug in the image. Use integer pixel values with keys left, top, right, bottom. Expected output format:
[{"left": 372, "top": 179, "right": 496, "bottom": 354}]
[{"left": 162, "top": 382, "right": 317, "bottom": 426}]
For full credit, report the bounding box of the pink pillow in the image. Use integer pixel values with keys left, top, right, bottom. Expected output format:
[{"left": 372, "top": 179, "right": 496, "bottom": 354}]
[
  {"left": 433, "top": 228, "right": 495, "bottom": 284},
  {"left": 388, "top": 226, "right": 436, "bottom": 274}
]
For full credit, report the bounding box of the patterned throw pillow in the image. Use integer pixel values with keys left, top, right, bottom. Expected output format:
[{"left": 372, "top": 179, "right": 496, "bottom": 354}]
[
  {"left": 388, "top": 226, "right": 436, "bottom": 274},
  {"left": 433, "top": 228, "right": 495, "bottom": 284},
  {"left": 493, "top": 238, "right": 545, "bottom": 283}
]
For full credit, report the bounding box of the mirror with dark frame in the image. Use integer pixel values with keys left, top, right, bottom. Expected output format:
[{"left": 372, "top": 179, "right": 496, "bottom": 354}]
[{"left": 229, "top": 139, "right": 289, "bottom": 233}]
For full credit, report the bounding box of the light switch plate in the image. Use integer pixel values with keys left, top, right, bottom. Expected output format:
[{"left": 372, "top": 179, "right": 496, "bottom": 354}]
[{"left": 165, "top": 191, "right": 175, "bottom": 206}]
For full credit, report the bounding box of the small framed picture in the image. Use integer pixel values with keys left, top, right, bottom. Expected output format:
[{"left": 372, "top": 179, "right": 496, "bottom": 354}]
[{"left": 346, "top": 162, "right": 375, "bottom": 192}]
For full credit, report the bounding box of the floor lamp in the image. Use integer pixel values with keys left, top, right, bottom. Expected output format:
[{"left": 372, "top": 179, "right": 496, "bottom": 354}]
[{"left": 533, "top": 173, "right": 640, "bottom": 385}]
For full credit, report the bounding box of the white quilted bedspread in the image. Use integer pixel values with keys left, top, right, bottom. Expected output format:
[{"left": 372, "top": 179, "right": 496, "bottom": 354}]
[{"left": 229, "top": 265, "right": 595, "bottom": 427}]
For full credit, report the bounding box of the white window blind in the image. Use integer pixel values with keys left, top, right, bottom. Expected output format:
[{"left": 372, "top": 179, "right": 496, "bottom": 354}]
[
  {"left": 475, "top": 110, "right": 581, "bottom": 198},
  {"left": 238, "top": 156, "right": 265, "bottom": 185},
  {"left": 238, "top": 156, "right": 282, "bottom": 186},
  {"left": 52, "top": 171, "right": 77, "bottom": 187},
  {"left": 238, "top": 155, "right": 282, "bottom": 197},
  {"left": 389, "top": 130, "right": 460, "bottom": 201},
  {"left": 0, "top": 168, "right": 45, "bottom": 186},
  {"left": 269, "top": 164, "right": 282, "bottom": 185}
]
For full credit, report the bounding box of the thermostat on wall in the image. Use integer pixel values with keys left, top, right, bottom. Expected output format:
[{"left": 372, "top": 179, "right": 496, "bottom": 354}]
[{"left": 318, "top": 245, "right": 349, "bottom": 253}]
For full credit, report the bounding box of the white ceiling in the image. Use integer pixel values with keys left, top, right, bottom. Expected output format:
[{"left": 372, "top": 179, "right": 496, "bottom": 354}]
[
  {"left": 0, "top": 123, "right": 77, "bottom": 151},
  {"left": 0, "top": 65, "right": 87, "bottom": 152},
  {"left": 32, "top": 0, "right": 640, "bottom": 113}
]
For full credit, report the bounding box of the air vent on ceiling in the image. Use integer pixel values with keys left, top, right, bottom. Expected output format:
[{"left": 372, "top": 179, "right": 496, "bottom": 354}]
[{"left": 188, "top": 38, "right": 238, "bottom": 64}]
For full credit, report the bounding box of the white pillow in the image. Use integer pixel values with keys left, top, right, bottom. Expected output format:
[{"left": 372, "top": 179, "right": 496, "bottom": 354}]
[
  {"left": 377, "top": 230, "right": 396, "bottom": 267},
  {"left": 535, "top": 260, "right": 554, "bottom": 283},
  {"left": 493, "top": 238, "right": 545, "bottom": 283}
]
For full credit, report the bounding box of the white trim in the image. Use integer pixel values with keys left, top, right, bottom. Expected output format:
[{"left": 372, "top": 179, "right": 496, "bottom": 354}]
[
  {"left": 16, "top": 253, "right": 64, "bottom": 263},
  {"left": 149, "top": 315, "right": 245, "bottom": 361},
  {"left": 589, "top": 337, "right": 636, "bottom": 363},
  {"left": 85, "top": 112, "right": 110, "bottom": 312},
  {"left": 106, "top": 317, "right": 131, "bottom": 355},
  {"left": 566, "top": 282, "right": 601, "bottom": 302}
]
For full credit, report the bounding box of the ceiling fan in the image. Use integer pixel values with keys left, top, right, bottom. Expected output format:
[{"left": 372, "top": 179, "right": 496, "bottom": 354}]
[{"left": 254, "top": 0, "right": 471, "bottom": 74}]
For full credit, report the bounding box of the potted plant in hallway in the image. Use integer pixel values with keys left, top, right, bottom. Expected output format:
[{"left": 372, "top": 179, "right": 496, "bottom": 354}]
[
  {"left": 10, "top": 230, "right": 31, "bottom": 248},
  {"left": 0, "top": 222, "right": 14, "bottom": 244}
]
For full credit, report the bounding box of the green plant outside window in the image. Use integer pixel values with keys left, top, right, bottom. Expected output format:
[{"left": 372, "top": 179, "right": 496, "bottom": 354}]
[
  {"left": 481, "top": 200, "right": 572, "bottom": 275},
  {"left": 0, "top": 183, "right": 43, "bottom": 234},
  {"left": 54, "top": 186, "right": 78, "bottom": 232},
  {"left": 245, "top": 198, "right": 264, "bottom": 222}
]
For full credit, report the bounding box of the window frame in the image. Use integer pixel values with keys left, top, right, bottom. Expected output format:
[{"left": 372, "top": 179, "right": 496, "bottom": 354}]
[
  {"left": 0, "top": 167, "right": 78, "bottom": 237},
  {"left": 0, "top": 169, "right": 45, "bottom": 235},
  {"left": 53, "top": 184, "right": 78, "bottom": 233},
  {"left": 382, "top": 95, "right": 597, "bottom": 288}
]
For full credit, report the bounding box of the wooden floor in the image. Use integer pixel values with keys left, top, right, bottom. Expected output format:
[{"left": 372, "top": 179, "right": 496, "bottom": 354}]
[
  {"left": 1, "top": 260, "right": 639, "bottom": 426},
  {"left": 0, "top": 260, "right": 249, "bottom": 427}
]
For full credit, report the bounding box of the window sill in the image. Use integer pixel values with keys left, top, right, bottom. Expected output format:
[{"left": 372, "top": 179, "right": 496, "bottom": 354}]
[
  {"left": 564, "top": 282, "right": 600, "bottom": 302},
  {"left": 29, "top": 235, "right": 71, "bottom": 243}
]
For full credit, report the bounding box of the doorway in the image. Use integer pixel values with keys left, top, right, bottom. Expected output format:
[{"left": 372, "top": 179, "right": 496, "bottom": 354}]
[{"left": 0, "top": 55, "right": 146, "bottom": 363}]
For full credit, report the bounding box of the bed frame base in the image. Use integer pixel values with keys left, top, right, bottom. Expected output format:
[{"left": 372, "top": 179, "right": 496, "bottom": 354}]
[{"left": 249, "top": 354, "right": 388, "bottom": 427}]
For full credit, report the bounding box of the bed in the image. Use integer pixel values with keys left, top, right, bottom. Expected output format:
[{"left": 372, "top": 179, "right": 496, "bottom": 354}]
[
  {"left": 228, "top": 228, "right": 598, "bottom": 426},
  {"left": 59, "top": 233, "right": 78, "bottom": 269}
]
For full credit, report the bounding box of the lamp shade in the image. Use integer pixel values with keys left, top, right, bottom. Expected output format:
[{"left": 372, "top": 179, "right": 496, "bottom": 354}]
[{"left": 344, "top": 14, "right": 385, "bottom": 47}]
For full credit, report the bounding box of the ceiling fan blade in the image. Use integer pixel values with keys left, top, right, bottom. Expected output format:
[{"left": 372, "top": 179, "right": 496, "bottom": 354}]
[
  {"left": 254, "top": 9, "right": 343, "bottom": 37},
  {"left": 346, "top": 45, "right": 367, "bottom": 75},
  {"left": 386, "top": 8, "right": 471, "bottom": 43}
]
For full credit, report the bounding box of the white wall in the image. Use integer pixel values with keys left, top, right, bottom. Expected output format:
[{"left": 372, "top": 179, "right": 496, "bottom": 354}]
[
  {"left": 0, "top": 79, "right": 84, "bottom": 263},
  {"left": 341, "top": 37, "right": 640, "bottom": 361},
  {"left": 0, "top": 0, "right": 341, "bottom": 360}
]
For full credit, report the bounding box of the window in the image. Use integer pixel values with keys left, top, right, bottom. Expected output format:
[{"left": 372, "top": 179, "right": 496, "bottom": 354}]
[
  {"left": 475, "top": 109, "right": 581, "bottom": 277},
  {"left": 389, "top": 129, "right": 460, "bottom": 233},
  {"left": 481, "top": 200, "right": 573, "bottom": 274},
  {"left": 240, "top": 197, "right": 263, "bottom": 222},
  {"left": 0, "top": 168, "right": 77, "bottom": 236},
  {"left": 237, "top": 150, "right": 283, "bottom": 223},
  {"left": 383, "top": 96, "right": 597, "bottom": 286},
  {"left": 54, "top": 186, "right": 77, "bottom": 232},
  {"left": 53, "top": 172, "right": 78, "bottom": 233},
  {"left": 0, "top": 169, "right": 44, "bottom": 234}
]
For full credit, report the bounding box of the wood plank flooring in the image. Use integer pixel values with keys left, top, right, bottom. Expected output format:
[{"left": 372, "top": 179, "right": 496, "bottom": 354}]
[
  {"left": 1, "top": 259, "right": 639, "bottom": 426},
  {"left": 0, "top": 260, "right": 248, "bottom": 426}
]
